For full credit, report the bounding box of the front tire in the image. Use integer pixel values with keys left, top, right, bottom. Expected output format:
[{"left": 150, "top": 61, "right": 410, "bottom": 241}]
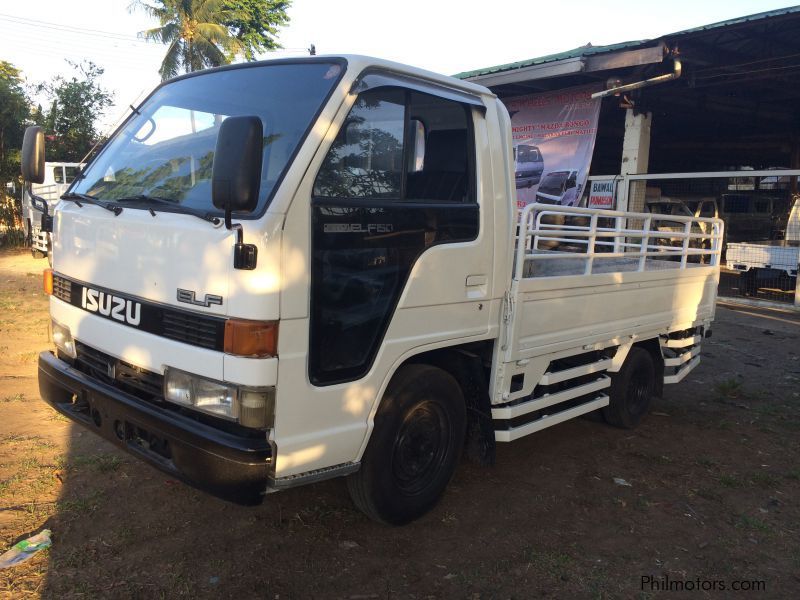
[
  {"left": 347, "top": 364, "right": 466, "bottom": 525},
  {"left": 603, "top": 347, "right": 656, "bottom": 429}
]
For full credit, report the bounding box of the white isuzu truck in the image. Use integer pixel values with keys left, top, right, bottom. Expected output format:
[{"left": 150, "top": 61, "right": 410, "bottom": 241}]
[
  {"left": 24, "top": 56, "right": 723, "bottom": 525},
  {"left": 726, "top": 197, "right": 799, "bottom": 295},
  {"left": 23, "top": 162, "right": 84, "bottom": 258}
]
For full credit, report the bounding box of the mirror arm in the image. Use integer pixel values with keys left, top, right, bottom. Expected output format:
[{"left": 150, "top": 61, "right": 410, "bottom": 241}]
[
  {"left": 30, "top": 191, "right": 49, "bottom": 217},
  {"left": 224, "top": 207, "right": 256, "bottom": 270},
  {"left": 223, "top": 206, "right": 244, "bottom": 245}
]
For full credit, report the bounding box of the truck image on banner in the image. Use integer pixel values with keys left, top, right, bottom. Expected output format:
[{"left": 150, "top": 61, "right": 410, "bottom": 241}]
[{"left": 504, "top": 84, "right": 601, "bottom": 210}]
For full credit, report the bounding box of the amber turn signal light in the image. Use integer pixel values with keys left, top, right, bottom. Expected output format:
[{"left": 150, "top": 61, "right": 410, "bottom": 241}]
[
  {"left": 224, "top": 319, "right": 278, "bottom": 358},
  {"left": 43, "top": 268, "right": 53, "bottom": 296}
]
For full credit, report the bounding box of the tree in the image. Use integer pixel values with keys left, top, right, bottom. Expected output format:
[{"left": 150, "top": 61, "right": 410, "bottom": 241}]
[
  {"left": 37, "top": 61, "right": 113, "bottom": 162},
  {"left": 132, "top": 0, "right": 291, "bottom": 80},
  {"left": 132, "top": 0, "right": 242, "bottom": 80},
  {"left": 0, "top": 61, "right": 29, "bottom": 197},
  {"left": 220, "top": 0, "right": 290, "bottom": 61}
]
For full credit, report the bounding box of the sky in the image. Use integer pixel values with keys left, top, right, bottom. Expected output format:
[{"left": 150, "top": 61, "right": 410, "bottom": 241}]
[{"left": 0, "top": 0, "right": 795, "bottom": 131}]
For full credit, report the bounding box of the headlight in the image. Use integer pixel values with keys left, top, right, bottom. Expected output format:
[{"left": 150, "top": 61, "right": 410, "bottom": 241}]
[
  {"left": 51, "top": 320, "right": 76, "bottom": 359},
  {"left": 163, "top": 367, "right": 274, "bottom": 429}
]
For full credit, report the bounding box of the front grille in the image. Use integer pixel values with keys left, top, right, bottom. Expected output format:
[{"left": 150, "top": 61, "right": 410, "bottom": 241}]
[
  {"left": 163, "top": 311, "right": 219, "bottom": 350},
  {"left": 75, "top": 342, "right": 163, "bottom": 401},
  {"left": 52, "top": 275, "right": 72, "bottom": 303},
  {"left": 50, "top": 273, "right": 226, "bottom": 351}
]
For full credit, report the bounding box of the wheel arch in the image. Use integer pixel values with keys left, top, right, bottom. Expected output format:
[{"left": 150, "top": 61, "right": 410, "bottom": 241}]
[
  {"left": 367, "top": 341, "right": 496, "bottom": 466},
  {"left": 633, "top": 338, "right": 665, "bottom": 399}
]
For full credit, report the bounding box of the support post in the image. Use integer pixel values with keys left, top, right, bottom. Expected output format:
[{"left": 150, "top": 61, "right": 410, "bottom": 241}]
[{"left": 619, "top": 110, "right": 652, "bottom": 213}]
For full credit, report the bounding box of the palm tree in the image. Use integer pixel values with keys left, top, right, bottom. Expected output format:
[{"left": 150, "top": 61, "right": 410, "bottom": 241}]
[{"left": 131, "top": 0, "right": 242, "bottom": 81}]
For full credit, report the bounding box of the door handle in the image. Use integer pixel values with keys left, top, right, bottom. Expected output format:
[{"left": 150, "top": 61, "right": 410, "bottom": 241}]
[{"left": 466, "top": 275, "right": 488, "bottom": 287}]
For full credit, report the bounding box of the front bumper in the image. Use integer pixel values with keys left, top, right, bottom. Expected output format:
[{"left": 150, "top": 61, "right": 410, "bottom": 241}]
[{"left": 38, "top": 351, "right": 272, "bottom": 505}]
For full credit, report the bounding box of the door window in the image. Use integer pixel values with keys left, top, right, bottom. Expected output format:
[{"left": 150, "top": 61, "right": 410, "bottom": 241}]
[{"left": 314, "top": 88, "right": 474, "bottom": 203}]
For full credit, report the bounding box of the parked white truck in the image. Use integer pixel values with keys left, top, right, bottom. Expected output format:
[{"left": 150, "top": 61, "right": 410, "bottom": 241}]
[
  {"left": 23, "top": 162, "right": 84, "bottom": 258},
  {"left": 726, "top": 197, "right": 799, "bottom": 295},
  {"left": 24, "top": 56, "right": 723, "bottom": 524}
]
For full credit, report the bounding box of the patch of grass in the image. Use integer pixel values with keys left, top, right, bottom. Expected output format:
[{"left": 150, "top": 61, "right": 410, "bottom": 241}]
[
  {"left": 53, "top": 547, "right": 89, "bottom": 570},
  {"left": 18, "top": 456, "right": 44, "bottom": 470},
  {"left": 72, "top": 453, "right": 124, "bottom": 473},
  {"left": 0, "top": 473, "right": 24, "bottom": 496},
  {"left": 696, "top": 456, "right": 717, "bottom": 468},
  {"left": 715, "top": 378, "right": 743, "bottom": 399},
  {"left": 752, "top": 403, "right": 789, "bottom": 417},
  {"left": 749, "top": 472, "right": 778, "bottom": 488},
  {"left": 115, "top": 524, "right": 135, "bottom": 544},
  {"left": 783, "top": 469, "right": 800, "bottom": 480},
  {"left": 0, "top": 433, "right": 43, "bottom": 444},
  {"left": 736, "top": 515, "right": 772, "bottom": 534},
  {"left": 45, "top": 410, "right": 69, "bottom": 423},
  {"left": 15, "top": 351, "right": 40, "bottom": 364},
  {"left": 0, "top": 298, "right": 18, "bottom": 310},
  {"left": 1, "top": 392, "right": 25, "bottom": 402},
  {"left": 695, "top": 488, "right": 722, "bottom": 501},
  {"left": 520, "top": 547, "right": 574, "bottom": 578},
  {"left": 629, "top": 451, "right": 672, "bottom": 465},
  {"left": 718, "top": 474, "right": 743, "bottom": 488},
  {"left": 31, "top": 438, "right": 57, "bottom": 451},
  {"left": 58, "top": 490, "right": 105, "bottom": 515}
]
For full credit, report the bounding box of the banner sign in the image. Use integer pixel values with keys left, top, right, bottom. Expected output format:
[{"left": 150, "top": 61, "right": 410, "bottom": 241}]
[
  {"left": 588, "top": 178, "right": 617, "bottom": 209},
  {"left": 504, "top": 84, "right": 602, "bottom": 210}
]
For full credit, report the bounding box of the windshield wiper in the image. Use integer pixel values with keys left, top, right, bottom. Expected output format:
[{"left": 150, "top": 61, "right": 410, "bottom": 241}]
[
  {"left": 61, "top": 192, "right": 123, "bottom": 216},
  {"left": 114, "top": 194, "right": 220, "bottom": 225}
]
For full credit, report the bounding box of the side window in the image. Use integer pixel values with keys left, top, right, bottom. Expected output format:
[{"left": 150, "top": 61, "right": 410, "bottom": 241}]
[
  {"left": 53, "top": 167, "right": 64, "bottom": 184},
  {"left": 405, "top": 91, "right": 471, "bottom": 202},
  {"left": 64, "top": 166, "right": 80, "bottom": 184},
  {"left": 313, "top": 87, "right": 473, "bottom": 203},
  {"left": 314, "top": 89, "right": 405, "bottom": 199},
  {"left": 566, "top": 172, "right": 577, "bottom": 190}
]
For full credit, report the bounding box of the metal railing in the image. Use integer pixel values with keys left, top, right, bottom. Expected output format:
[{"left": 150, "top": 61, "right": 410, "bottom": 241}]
[{"left": 515, "top": 202, "right": 724, "bottom": 280}]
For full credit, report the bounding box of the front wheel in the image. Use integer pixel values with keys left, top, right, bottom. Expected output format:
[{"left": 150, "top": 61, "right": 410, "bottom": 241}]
[
  {"left": 347, "top": 364, "right": 466, "bottom": 525},
  {"left": 603, "top": 347, "right": 656, "bottom": 429}
]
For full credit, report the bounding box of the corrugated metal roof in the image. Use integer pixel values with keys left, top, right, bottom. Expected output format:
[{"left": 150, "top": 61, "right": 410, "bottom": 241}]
[
  {"left": 452, "top": 40, "right": 650, "bottom": 80},
  {"left": 454, "top": 5, "right": 800, "bottom": 80}
]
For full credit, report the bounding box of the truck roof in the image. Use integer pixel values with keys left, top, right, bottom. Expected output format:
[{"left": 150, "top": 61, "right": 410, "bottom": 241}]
[{"left": 161, "top": 54, "right": 497, "bottom": 103}]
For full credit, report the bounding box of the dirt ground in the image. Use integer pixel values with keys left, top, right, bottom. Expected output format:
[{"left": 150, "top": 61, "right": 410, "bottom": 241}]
[{"left": 0, "top": 247, "right": 798, "bottom": 599}]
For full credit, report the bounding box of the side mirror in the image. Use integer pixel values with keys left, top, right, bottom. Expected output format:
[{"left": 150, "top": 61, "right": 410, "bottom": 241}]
[
  {"left": 21, "top": 126, "right": 45, "bottom": 184},
  {"left": 212, "top": 116, "right": 263, "bottom": 227}
]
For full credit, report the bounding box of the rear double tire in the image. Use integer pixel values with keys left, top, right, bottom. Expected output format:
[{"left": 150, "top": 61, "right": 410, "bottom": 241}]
[
  {"left": 603, "top": 347, "right": 656, "bottom": 429},
  {"left": 347, "top": 364, "right": 466, "bottom": 525}
]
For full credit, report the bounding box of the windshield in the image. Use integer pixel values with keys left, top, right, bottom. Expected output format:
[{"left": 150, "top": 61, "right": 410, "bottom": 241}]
[
  {"left": 539, "top": 171, "right": 568, "bottom": 195},
  {"left": 71, "top": 61, "right": 343, "bottom": 215}
]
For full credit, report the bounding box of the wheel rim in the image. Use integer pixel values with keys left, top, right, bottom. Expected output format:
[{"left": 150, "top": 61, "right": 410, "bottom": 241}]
[
  {"left": 627, "top": 368, "right": 652, "bottom": 416},
  {"left": 392, "top": 401, "right": 450, "bottom": 495}
]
